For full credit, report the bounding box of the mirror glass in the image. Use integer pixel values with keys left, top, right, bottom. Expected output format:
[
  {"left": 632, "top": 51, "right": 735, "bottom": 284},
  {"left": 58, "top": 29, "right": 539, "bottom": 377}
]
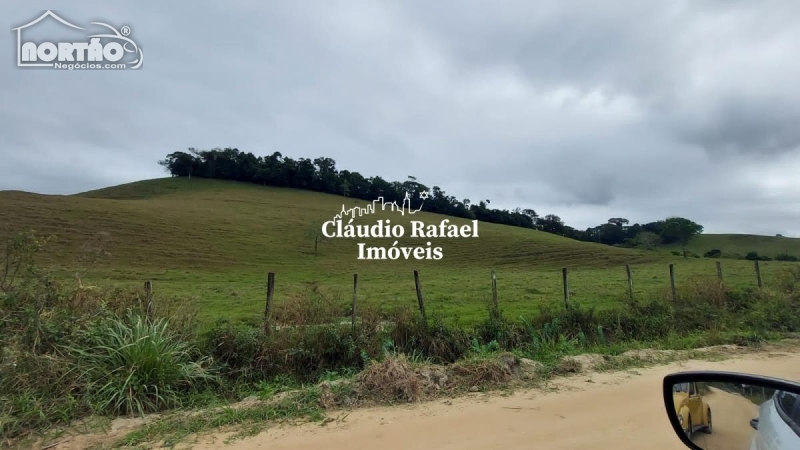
[{"left": 669, "top": 380, "right": 800, "bottom": 450}]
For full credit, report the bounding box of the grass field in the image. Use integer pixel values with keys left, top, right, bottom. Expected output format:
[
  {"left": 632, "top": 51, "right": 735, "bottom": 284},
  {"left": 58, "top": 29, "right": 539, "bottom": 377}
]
[
  {"left": 664, "top": 233, "right": 800, "bottom": 259},
  {"left": 5, "top": 176, "right": 800, "bottom": 445},
  {"left": 0, "top": 177, "right": 795, "bottom": 326}
]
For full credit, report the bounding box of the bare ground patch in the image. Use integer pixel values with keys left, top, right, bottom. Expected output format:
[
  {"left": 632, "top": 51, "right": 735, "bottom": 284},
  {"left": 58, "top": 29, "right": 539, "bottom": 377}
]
[{"left": 24, "top": 339, "right": 800, "bottom": 450}]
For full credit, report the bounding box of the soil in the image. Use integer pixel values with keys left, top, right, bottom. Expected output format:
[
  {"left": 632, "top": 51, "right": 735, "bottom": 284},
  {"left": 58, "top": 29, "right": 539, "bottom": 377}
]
[{"left": 38, "top": 341, "right": 800, "bottom": 450}]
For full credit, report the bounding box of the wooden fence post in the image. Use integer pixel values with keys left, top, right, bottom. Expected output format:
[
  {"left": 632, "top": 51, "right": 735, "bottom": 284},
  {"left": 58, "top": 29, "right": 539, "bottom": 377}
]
[
  {"left": 754, "top": 260, "right": 763, "bottom": 288},
  {"left": 562, "top": 267, "right": 569, "bottom": 309},
  {"left": 669, "top": 264, "right": 676, "bottom": 301},
  {"left": 625, "top": 265, "right": 634, "bottom": 301},
  {"left": 715, "top": 260, "right": 725, "bottom": 307},
  {"left": 352, "top": 273, "right": 358, "bottom": 331},
  {"left": 144, "top": 280, "right": 153, "bottom": 324},
  {"left": 491, "top": 270, "right": 498, "bottom": 317},
  {"left": 413, "top": 270, "right": 427, "bottom": 321},
  {"left": 264, "top": 272, "right": 275, "bottom": 335}
]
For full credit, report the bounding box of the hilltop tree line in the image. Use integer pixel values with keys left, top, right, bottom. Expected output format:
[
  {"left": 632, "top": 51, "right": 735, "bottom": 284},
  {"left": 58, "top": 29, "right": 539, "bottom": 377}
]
[{"left": 159, "top": 148, "right": 704, "bottom": 248}]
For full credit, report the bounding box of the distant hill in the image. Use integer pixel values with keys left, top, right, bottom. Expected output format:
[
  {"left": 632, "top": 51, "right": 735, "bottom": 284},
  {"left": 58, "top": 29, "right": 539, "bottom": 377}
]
[
  {"left": 663, "top": 234, "right": 800, "bottom": 260},
  {"left": 0, "top": 177, "right": 658, "bottom": 273},
  {"left": 2, "top": 177, "right": 794, "bottom": 270},
  {"left": 4, "top": 177, "right": 796, "bottom": 325}
]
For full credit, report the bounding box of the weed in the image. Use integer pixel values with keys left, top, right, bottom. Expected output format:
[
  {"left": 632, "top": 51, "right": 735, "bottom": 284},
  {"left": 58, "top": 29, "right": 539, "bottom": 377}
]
[
  {"left": 67, "top": 312, "right": 218, "bottom": 417},
  {"left": 4, "top": 229, "right": 800, "bottom": 446}
]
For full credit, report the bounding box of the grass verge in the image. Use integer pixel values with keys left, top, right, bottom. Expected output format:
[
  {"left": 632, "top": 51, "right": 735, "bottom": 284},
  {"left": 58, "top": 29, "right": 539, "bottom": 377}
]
[{"left": 3, "top": 232, "right": 800, "bottom": 448}]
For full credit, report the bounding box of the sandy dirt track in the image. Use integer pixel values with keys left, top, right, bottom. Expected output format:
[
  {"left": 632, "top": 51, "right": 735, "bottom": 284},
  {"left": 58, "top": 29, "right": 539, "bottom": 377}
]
[
  {"left": 190, "top": 351, "right": 800, "bottom": 450},
  {"left": 691, "top": 386, "right": 759, "bottom": 450},
  {"left": 50, "top": 346, "right": 800, "bottom": 450}
]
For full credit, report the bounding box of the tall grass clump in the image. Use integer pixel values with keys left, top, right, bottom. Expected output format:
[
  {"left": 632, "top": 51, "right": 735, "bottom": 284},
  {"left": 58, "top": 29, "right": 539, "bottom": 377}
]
[
  {"left": 474, "top": 302, "right": 528, "bottom": 350},
  {"left": 388, "top": 306, "right": 471, "bottom": 363},
  {"left": 0, "top": 231, "right": 214, "bottom": 443},
  {"left": 202, "top": 288, "right": 386, "bottom": 384},
  {"left": 68, "top": 312, "right": 217, "bottom": 417}
]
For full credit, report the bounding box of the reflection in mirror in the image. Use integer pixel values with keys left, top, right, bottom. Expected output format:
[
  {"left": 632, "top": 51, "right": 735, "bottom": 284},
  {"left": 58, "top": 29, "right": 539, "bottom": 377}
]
[{"left": 669, "top": 380, "right": 800, "bottom": 450}]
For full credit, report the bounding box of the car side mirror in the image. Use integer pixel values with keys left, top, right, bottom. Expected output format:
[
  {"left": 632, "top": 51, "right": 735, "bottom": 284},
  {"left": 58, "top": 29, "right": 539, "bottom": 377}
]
[{"left": 663, "top": 371, "right": 800, "bottom": 450}]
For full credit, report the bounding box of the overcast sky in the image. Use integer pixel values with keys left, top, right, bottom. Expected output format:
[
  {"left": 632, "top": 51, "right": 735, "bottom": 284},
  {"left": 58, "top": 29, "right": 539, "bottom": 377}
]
[{"left": 3, "top": 1, "right": 800, "bottom": 236}]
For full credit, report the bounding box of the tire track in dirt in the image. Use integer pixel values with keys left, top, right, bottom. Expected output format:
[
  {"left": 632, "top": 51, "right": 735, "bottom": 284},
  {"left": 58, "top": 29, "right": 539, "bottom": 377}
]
[{"left": 48, "top": 343, "right": 800, "bottom": 450}]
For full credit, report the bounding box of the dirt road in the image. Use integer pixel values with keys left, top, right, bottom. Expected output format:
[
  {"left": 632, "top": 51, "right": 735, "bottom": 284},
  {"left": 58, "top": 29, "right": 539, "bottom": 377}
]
[
  {"left": 46, "top": 346, "right": 800, "bottom": 450},
  {"left": 693, "top": 387, "right": 759, "bottom": 450},
  {"left": 182, "top": 350, "right": 800, "bottom": 450}
]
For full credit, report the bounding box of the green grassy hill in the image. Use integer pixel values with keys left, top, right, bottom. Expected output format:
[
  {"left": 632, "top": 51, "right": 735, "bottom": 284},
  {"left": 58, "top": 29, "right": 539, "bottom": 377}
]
[
  {"left": 665, "top": 234, "right": 800, "bottom": 259},
  {"left": 0, "top": 177, "right": 791, "bottom": 325}
]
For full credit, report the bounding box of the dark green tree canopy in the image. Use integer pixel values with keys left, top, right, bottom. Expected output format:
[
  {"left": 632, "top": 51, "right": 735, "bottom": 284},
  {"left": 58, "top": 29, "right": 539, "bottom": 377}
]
[
  {"left": 660, "top": 217, "right": 704, "bottom": 246},
  {"left": 159, "top": 148, "right": 703, "bottom": 248}
]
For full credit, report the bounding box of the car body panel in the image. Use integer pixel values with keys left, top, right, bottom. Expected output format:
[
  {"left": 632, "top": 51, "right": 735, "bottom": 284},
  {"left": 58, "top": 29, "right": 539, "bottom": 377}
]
[
  {"left": 750, "top": 391, "right": 800, "bottom": 450},
  {"left": 673, "top": 382, "right": 711, "bottom": 434}
]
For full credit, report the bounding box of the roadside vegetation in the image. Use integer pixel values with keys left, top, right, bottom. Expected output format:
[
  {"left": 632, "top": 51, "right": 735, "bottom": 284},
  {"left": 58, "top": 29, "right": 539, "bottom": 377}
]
[{"left": 3, "top": 230, "right": 800, "bottom": 448}]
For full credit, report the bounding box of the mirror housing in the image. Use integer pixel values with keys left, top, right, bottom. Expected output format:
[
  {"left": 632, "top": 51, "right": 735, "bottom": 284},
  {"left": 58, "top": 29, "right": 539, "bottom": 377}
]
[{"left": 663, "top": 371, "right": 800, "bottom": 450}]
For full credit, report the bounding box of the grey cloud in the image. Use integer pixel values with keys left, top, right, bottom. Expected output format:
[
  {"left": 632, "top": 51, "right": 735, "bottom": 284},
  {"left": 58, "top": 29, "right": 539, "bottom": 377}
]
[
  {"left": 675, "top": 96, "right": 800, "bottom": 157},
  {"left": 398, "top": 0, "right": 800, "bottom": 157},
  {"left": 2, "top": 1, "right": 800, "bottom": 236}
]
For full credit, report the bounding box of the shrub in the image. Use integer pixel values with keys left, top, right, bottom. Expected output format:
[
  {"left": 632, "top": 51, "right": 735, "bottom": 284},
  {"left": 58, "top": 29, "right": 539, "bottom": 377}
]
[
  {"left": 68, "top": 312, "right": 217, "bottom": 416},
  {"left": 598, "top": 299, "right": 673, "bottom": 341},
  {"left": 203, "top": 304, "right": 385, "bottom": 384},
  {"left": 203, "top": 319, "right": 263, "bottom": 380},
  {"left": 704, "top": 249, "right": 722, "bottom": 258},
  {"left": 775, "top": 267, "right": 800, "bottom": 295},
  {"left": 389, "top": 307, "right": 470, "bottom": 364},
  {"left": 474, "top": 305, "right": 527, "bottom": 350},
  {"left": 745, "top": 251, "right": 772, "bottom": 261},
  {"left": 0, "top": 349, "right": 82, "bottom": 438},
  {"left": 748, "top": 292, "right": 800, "bottom": 333}
]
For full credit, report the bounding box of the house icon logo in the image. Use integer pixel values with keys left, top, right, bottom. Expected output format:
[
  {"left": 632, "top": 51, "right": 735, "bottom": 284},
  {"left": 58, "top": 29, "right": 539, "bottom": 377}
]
[{"left": 12, "top": 10, "right": 143, "bottom": 70}]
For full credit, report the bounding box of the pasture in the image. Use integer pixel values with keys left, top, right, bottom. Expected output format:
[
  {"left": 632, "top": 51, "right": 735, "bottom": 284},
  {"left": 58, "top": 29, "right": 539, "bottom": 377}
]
[
  {"left": 665, "top": 233, "right": 800, "bottom": 259},
  {"left": 0, "top": 177, "right": 793, "bottom": 326}
]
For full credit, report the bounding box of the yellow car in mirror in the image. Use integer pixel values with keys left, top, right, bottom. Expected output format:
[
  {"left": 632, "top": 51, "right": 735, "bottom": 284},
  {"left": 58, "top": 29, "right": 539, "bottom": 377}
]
[{"left": 672, "top": 381, "right": 712, "bottom": 439}]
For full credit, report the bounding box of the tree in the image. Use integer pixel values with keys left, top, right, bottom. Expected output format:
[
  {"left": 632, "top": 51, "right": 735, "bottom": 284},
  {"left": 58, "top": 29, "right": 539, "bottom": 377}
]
[
  {"left": 537, "top": 214, "right": 565, "bottom": 234},
  {"left": 660, "top": 217, "right": 704, "bottom": 248},
  {"left": 607, "top": 218, "right": 629, "bottom": 227},
  {"left": 158, "top": 151, "right": 196, "bottom": 178},
  {"left": 522, "top": 209, "right": 538, "bottom": 220},
  {"left": 641, "top": 220, "right": 665, "bottom": 235},
  {"left": 625, "top": 223, "right": 642, "bottom": 240},
  {"left": 595, "top": 223, "right": 626, "bottom": 245},
  {"left": 629, "top": 231, "right": 661, "bottom": 250},
  {"left": 156, "top": 149, "right": 711, "bottom": 248}
]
